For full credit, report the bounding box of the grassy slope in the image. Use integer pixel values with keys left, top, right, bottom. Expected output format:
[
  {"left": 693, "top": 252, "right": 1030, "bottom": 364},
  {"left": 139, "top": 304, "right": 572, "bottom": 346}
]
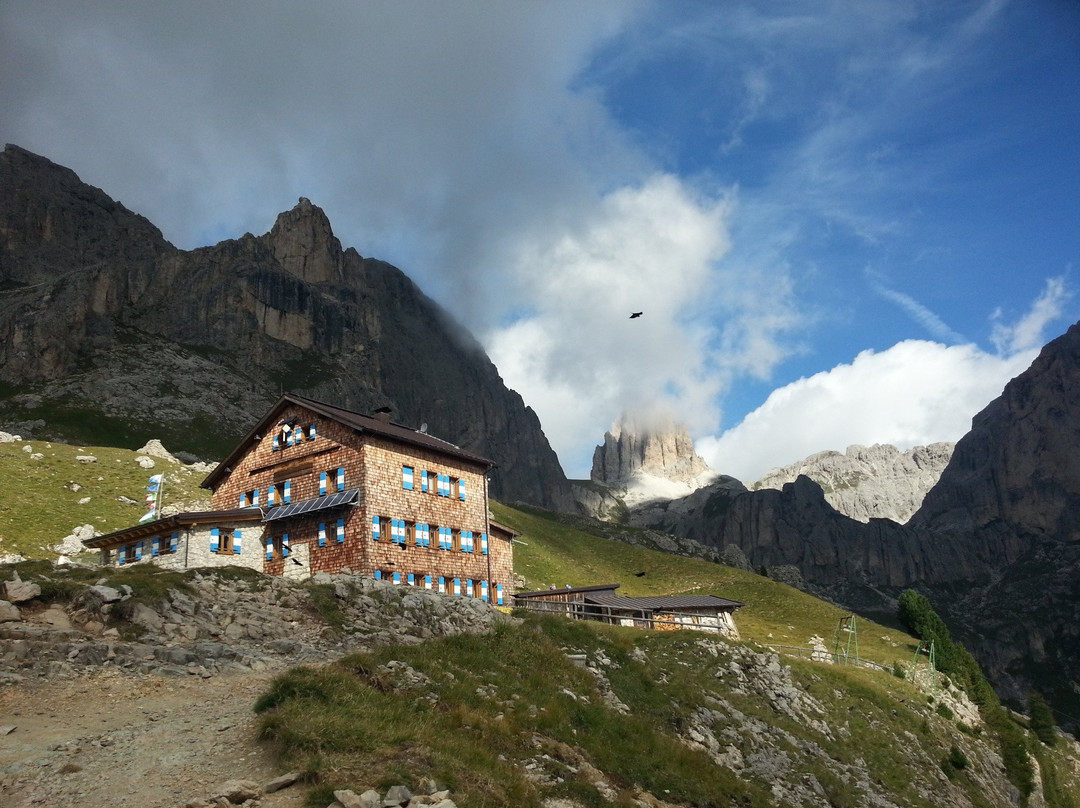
[
  {"left": 0, "top": 439, "right": 211, "bottom": 557},
  {"left": 493, "top": 501, "right": 915, "bottom": 670}
]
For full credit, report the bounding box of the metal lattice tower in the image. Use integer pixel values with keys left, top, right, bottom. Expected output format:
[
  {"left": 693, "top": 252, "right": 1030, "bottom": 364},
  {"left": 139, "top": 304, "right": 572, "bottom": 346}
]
[{"left": 832, "top": 613, "right": 859, "bottom": 665}]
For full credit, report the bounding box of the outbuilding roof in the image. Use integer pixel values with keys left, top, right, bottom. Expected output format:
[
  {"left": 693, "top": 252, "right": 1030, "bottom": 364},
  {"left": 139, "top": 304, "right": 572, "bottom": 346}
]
[
  {"left": 81, "top": 508, "right": 264, "bottom": 549},
  {"left": 583, "top": 593, "right": 744, "bottom": 611},
  {"left": 202, "top": 393, "right": 496, "bottom": 490}
]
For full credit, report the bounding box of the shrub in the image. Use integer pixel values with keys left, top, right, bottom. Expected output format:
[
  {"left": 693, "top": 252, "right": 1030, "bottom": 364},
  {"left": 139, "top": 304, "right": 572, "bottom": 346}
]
[{"left": 1028, "top": 691, "right": 1057, "bottom": 747}]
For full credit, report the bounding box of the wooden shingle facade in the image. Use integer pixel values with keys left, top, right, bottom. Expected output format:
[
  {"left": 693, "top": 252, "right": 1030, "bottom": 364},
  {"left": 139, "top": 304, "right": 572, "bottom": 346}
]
[{"left": 83, "top": 395, "right": 513, "bottom": 604}]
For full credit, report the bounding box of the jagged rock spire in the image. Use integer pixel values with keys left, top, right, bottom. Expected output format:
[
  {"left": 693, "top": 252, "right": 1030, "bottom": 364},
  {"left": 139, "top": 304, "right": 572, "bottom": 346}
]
[{"left": 591, "top": 412, "right": 712, "bottom": 485}]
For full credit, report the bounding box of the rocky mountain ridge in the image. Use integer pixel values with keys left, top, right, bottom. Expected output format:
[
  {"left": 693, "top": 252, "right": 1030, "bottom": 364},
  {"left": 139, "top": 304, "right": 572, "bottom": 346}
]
[
  {"left": 751, "top": 442, "right": 955, "bottom": 524},
  {"left": 0, "top": 145, "right": 572, "bottom": 510},
  {"left": 636, "top": 322, "right": 1080, "bottom": 726}
]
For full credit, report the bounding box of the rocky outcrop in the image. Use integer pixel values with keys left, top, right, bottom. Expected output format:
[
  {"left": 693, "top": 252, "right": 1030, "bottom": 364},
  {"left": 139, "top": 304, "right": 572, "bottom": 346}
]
[
  {"left": 591, "top": 413, "right": 713, "bottom": 485},
  {"left": 751, "top": 442, "right": 954, "bottom": 524},
  {"left": 0, "top": 145, "right": 572, "bottom": 510},
  {"left": 634, "top": 322, "right": 1080, "bottom": 724}
]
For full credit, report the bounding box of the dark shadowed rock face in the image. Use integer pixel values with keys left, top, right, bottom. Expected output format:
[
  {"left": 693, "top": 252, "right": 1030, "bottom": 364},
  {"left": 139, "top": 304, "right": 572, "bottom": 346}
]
[{"left": 0, "top": 145, "right": 573, "bottom": 510}]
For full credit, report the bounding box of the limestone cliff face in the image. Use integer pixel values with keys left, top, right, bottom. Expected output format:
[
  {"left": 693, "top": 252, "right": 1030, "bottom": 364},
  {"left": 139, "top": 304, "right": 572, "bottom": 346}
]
[
  {"left": 638, "top": 323, "right": 1080, "bottom": 723},
  {"left": 590, "top": 413, "right": 712, "bottom": 485},
  {"left": 0, "top": 145, "right": 573, "bottom": 510},
  {"left": 751, "top": 442, "right": 954, "bottom": 524}
]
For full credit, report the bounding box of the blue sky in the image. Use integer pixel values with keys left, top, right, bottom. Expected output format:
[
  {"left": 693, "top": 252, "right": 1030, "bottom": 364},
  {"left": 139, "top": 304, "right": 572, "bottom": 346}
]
[{"left": 2, "top": 1, "right": 1077, "bottom": 481}]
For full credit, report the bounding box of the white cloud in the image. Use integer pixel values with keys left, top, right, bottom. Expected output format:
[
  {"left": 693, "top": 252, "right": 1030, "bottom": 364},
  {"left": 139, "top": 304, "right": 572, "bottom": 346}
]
[
  {"left": 991, "top": 276, "right": 1072, "bottom": 355},
  {"left": 697, "top": 340, "right": 1036, "bottom": 483},
  {"left": 487, "top": 174, "right": 733, "bottom": 478}
]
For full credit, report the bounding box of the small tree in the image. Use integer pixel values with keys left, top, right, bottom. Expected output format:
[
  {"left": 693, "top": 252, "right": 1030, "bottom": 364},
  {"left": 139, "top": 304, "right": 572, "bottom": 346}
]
[{"left": 1028, "top": 691, "right": 1057, "bottom": 746}]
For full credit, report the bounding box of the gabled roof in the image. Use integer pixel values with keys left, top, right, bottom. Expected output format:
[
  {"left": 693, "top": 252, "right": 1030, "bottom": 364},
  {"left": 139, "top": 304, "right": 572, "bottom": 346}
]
[
  {"left": 202, "top": 393, "right": 496, "bottom": 490},
  {"left": 583, "top": 593, "right": 744, "bottom": 611},
  {"left": 514, "top": 583, "right": 621, "bottom": 599},
  {"left": 81, "top": 508, "right": 264, "bottom": 549}
]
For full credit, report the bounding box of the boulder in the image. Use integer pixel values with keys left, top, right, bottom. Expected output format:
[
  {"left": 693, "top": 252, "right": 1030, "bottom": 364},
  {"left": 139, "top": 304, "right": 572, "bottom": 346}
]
[
  {"left": 0, "top": 601, "right": 20, "bottom": 622},
  {"left": 2, "top": 574, "right": 41, "bottom": 603}
]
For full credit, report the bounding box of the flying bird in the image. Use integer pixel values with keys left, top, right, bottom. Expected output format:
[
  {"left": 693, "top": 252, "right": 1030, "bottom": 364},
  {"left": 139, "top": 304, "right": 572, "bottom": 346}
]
[{"left": 629, "top": 312, "right": 643, "bottom": 319}]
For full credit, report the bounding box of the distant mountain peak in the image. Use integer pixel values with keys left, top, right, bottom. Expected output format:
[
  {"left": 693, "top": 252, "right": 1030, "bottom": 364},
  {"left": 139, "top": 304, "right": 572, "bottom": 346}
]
[
  {"left": 266, "top": 197, "right": 346, "bottom": 284},
  {"left": 591, "top": 412, "right": 715, "bottom": 490}
]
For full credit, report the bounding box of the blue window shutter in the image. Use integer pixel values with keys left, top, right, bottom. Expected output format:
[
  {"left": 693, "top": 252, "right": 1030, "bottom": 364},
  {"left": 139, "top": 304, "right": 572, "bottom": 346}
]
[
  {"left": 481, "top": 581, "right": 489, "bottom": 602},
  {"left": 252, "top": 489, "right": 260, "bottom": 507},
  {"left": 453, "top": 578, "right": 461, "bottom": 596},
  {"left": 239, "top": 492, "right": 248, "bottom": 508},
  {"left": 318, "top": 523, "right": 327, "bottom": 547},
  {"left": 319, "top": 472, "right": 327, "bottom": 496},
  {"left": 170, "top": 532, "right": 179, "bottom": 553},
  {"left": 268, "top": 485, "right": 276, "bottom": 507},
  {"left": 266, "top": 536, "right": 273, "bottom": 561},
  {"left": 336, "top": 518, "right": 345, "bottom": 543},
  {"left": 438, "top": 576, "right": 445, "bottom": 593},
  {"left": 134, "top": 540, "right": 143, "bottom": 560},
  {"left": 374, "top": 570, "right": 382, "bottom": 580},
  {"left": 421, "top": 470, "right": 428, "bottom": 493},
  {"left": 497, "top": 584, "right": 504, "bottom": 606},
  {"left": 336, "top": 467, "right": 345, "bottom": 492},
  {"left": 402, "top": 466, "right": 414, "bottom": 490},
  {"left": 234, "top": 528, "right": 242, "bottom": 555},
  {"left": 459, "top": 479, "right": 466, "bottom": 501},
  {"left": 273, "top": 435, "right": 280, "bottom": 452},
  {"left": 407, "top": 573, "right": 415, "bottom": 586},
  {"left": 425, "top": 574, "right": 432, "bottom": 589},
  {"left": 282, "top": 533, "right": 290, "bottom": 557},
  {"left": 393, "top": 572, "right": 401, "bottom": 585},
  {"left": 309, "top": 424, "right": 316, "bottom": 440},
  {"left": 151, "top": 536, "right": 160, "bottom": 557},
  {"left": 118, "top": 545, "right": 126, "bottom": 565},
  {"left": 372, "top": 516, "right": 381, "bottom": 541},
  {"left": 481, "top": 533, "right": 489, "bottom": 555},
  {"left": 283, "top": 481, "right": 291, "bottom": 504},
  {"left": 210, "top": 528, "right": 220, "bottom": 553}
]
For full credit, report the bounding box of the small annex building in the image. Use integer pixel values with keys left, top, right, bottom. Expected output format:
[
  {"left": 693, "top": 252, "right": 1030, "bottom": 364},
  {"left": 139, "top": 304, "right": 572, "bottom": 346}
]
[
  {"left": 514, "top": 584, "right": 743, "bottom": 638},
  {"left": 83, "top": 394, "right": 514, "bottom": 605}
]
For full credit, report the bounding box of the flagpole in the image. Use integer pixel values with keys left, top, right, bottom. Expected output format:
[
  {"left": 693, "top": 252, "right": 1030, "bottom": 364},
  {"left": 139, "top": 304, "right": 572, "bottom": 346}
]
[{"left": 155, "top": 474, "right": 165, "bottom": 519}]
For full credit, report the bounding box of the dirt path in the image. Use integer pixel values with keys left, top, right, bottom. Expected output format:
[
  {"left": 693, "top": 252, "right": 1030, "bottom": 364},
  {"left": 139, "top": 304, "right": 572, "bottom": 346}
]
[{"left": 0, "top": 668, "right": 307, "bottom": 808}]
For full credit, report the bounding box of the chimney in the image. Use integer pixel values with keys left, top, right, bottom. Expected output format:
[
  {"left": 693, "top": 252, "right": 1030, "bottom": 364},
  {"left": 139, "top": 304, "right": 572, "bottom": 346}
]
[{"left": 373, "top": 406, "right": 392, "bottom": 423}]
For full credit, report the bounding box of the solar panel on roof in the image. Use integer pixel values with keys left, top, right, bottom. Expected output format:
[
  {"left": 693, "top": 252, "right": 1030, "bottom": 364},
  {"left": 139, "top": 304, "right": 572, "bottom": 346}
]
[{"left": 262, "top": 488, "right": 360, "bottom": 522}]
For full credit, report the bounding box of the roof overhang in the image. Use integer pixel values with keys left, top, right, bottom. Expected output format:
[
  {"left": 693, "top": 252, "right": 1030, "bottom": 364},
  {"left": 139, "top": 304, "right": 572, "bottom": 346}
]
[{"left": 81, "top": 508, "right": 264, "bottom": 549}]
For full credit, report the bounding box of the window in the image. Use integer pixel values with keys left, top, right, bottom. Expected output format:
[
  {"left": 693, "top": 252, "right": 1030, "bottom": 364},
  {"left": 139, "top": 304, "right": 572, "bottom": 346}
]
[
  {"left": 437, "top": 526, "right": 452, "bottom": 551},
  {"left": 436, "top": 474, "right": 451, "bottom": 498},
  {"left": 461, "top": 530, "right": 474, "bottom": 553},
  {"left": 402, "top": 466, "right": 414, "bottom": 490},
  {"left": 213, "top": 528, "right": 240, "bottom": 555},
  {"left": 391, "top": 518, "right": 406, "bottom": 545},
  {"left": 240, "top": 489, "right": 260, "bottom": 508},
  {"left": 416, "top": 523, "right": 430, "bottom": 548},
  {"left": 266, "top": 533, "right": 289, "bottom": 560}
]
